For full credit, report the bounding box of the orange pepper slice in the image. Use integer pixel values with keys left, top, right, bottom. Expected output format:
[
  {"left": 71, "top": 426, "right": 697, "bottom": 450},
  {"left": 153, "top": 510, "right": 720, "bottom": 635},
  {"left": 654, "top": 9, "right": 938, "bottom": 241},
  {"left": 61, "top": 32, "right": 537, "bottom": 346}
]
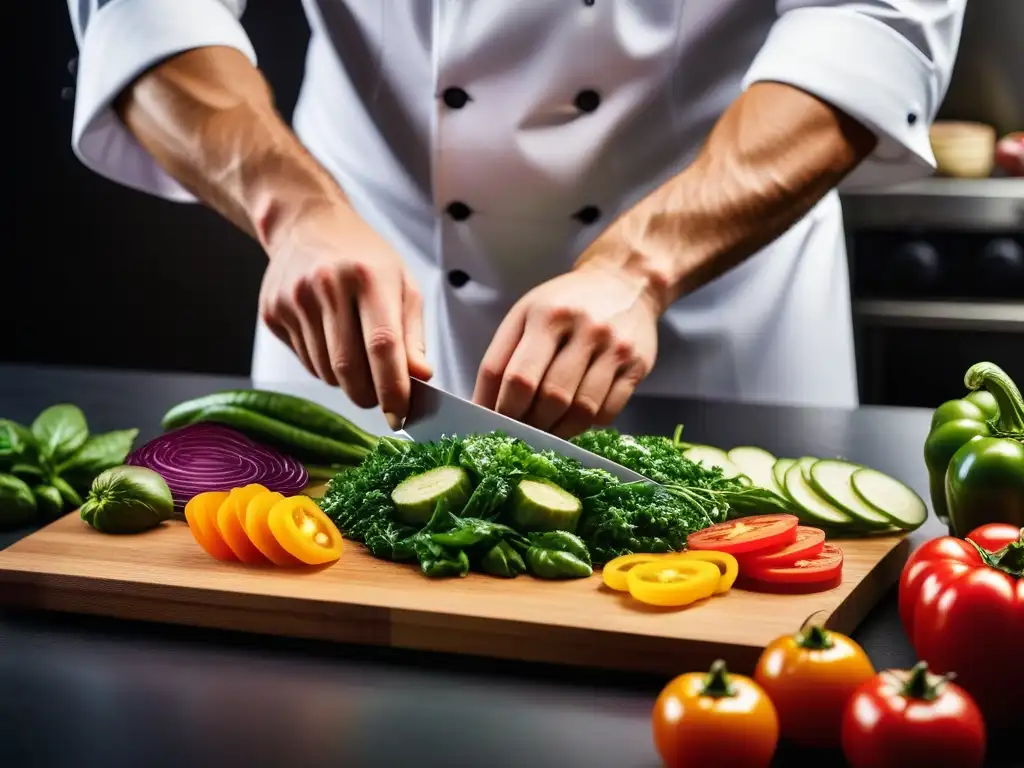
[
  {"left": 267, "top": 496, "right": 344, "bottom": 566},
  {"left": 184, "top": 491, "right": 235, "bottom": 561},
  {"left": 244, "top": 491, "right": 302, "bottom": 567},
  {"left": 217, "top": 484, "right": 270, "bottom": 564}
]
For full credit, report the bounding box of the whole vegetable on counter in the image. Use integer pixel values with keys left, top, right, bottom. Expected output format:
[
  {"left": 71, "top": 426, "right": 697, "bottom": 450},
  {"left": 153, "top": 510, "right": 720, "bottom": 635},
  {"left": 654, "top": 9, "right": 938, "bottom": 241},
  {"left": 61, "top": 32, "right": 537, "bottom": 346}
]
[
  {"left": 161, "top": 389, "right": 378, "bottom": 466},
  {"left": 753, "top": 622, "right": 875, "bottom": 750},
  {"left": 652, "top": 660, "right": 779, "bottom": 768},
  {"left": 924, "top": 361, "right": 1024, "bottom": 534},
  {"left": 898, "top": 523, "right": 1022, "bottom": 731},
  {"left": 0, "top": 405, "right": 138, "bottom": 528},
  {"left": 126, "top": 423, "right": 308, "bottom": 512},
  {"left": 841, "top": 662, "right": 986, "bottom": 768},
  {"left": 80, "top": 466, "right": 175, "bottom": 534}
]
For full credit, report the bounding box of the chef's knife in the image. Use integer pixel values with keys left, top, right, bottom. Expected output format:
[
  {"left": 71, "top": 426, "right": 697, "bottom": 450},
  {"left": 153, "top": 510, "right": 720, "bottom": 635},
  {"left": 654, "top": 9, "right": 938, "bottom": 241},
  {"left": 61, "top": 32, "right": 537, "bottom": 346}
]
[{"left": 400, "top": 378, "right": 653, "bottom": 485}]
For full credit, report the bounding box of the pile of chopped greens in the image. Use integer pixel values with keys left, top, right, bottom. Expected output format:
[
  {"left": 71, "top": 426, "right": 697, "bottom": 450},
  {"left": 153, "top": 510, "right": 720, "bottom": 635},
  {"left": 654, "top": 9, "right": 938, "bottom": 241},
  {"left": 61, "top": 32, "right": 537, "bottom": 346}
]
[{"left": 318, "top": 428, "right": 792, "bottom": 579}]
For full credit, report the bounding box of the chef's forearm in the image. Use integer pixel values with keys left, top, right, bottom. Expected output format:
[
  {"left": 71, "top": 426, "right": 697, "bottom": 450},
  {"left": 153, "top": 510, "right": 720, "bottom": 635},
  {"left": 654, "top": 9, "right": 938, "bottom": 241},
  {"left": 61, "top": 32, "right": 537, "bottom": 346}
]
[
  {"left": 114, "top": 46, "right": 345, "bottom": 250},
  {"left": 604, "top": 81, "right": 878, "bottom": 310}
]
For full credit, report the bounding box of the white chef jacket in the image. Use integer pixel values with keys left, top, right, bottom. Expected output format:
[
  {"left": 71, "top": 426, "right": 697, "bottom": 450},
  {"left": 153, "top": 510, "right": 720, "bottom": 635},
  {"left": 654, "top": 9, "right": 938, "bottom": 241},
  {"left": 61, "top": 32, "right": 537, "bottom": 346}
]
[{"left": 66, "top": 1, "right": 965, "bottom": 436}]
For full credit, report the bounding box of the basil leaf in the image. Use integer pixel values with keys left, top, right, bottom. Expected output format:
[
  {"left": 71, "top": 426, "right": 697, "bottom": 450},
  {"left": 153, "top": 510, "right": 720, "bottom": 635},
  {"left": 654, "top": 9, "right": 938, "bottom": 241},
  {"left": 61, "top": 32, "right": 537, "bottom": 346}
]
[
  {"left": 57, "top": 428, "right": 140, "bottom": 480},
  {"left": 0, "top": 419, "right": 41, "bottom": 467},
  {"left": 31, "top": 405, "right": 89, "bottom": 462},
  {"left": 0, "top": 472, "right": 37, "bottom": 527}
]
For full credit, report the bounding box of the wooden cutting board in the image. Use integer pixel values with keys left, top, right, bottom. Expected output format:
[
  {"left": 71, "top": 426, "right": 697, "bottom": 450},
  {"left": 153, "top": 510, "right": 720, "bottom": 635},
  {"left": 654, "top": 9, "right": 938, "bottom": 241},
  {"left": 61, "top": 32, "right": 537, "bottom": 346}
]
[{"left": 0, "top": 502, "right": 909, "bottom": 675}]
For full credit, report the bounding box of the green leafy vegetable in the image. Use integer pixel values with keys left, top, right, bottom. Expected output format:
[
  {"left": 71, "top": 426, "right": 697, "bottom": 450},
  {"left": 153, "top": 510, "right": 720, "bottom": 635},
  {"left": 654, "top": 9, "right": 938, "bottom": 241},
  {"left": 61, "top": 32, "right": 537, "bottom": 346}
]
[
  {"left": 0, "top": 473, "right": 37, "bottom": 528},
  {"left": 480, "top": 540, "right": 527, "bottom": 578},
  {"left": 33, "top": 484, "right": 65, "bottom": 519},
  {"left": 57, "top": 429, "right": 140, "bottom": 490},
  {"left": 31, "top": 404, "right": 89, "bottom": 463}
]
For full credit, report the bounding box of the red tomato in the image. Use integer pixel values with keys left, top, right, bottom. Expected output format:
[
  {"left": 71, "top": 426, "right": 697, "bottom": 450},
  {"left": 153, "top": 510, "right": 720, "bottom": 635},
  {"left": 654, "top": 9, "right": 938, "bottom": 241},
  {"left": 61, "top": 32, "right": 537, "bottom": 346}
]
[
  {"left": 687, "top": 514, "right": 798, "bottom": 555},
  {"left": 744, "top": 542, "right": 843, "bottom": 584},
  {"left": 898, "top": 529, "right": 1024, "bottom": 730},
  {"left": 842, "top": 662, "right": 986, "bottom": 768},
  {"left": 737, "top": 526, "right": 825, "bottom": 569},
  {"left": 966, "top": 523, "right": 1022, "bottom": 552}
]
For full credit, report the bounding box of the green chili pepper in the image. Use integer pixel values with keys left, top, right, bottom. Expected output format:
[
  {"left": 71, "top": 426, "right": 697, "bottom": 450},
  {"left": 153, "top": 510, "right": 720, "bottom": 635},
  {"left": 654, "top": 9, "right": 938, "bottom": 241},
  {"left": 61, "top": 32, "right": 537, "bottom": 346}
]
[
  {"left": 942, "top": 362, "right": 1024, "bottom": 536},
  {"left": 924, "top": 379, "right": 999, "bottom": 524},
  {"left": 480, "top": 540, "right": 527, "bottom": 578}
]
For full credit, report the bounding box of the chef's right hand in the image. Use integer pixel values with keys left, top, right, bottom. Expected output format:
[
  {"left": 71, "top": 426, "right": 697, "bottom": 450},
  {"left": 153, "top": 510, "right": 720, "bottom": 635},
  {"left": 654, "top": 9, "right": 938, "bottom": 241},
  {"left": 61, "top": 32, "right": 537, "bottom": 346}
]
[{"left": 258, "top": 202, "right": 432, "bottom": 430}]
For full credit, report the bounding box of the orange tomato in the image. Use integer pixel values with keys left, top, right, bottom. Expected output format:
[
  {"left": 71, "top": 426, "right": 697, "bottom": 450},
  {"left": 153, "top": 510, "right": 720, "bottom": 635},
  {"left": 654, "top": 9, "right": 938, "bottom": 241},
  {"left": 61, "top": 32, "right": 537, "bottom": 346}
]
[
  {"left": 244, "top": 491, "right": 302, "bottom": 566},
  {"left": 652, "top": 660, "right": 779, "bottom": 768},
  {"left": 184, "top": 491, "right": 235, "bottom": 561},
  {"left": 267, "top": 496, "right": 344, "bottom": 566},
  {"left": 216, "top": 484, "right": 270, "bottom": 564},
  {"left": 754, "top": 623, "right": 875, "bottom": 750}
]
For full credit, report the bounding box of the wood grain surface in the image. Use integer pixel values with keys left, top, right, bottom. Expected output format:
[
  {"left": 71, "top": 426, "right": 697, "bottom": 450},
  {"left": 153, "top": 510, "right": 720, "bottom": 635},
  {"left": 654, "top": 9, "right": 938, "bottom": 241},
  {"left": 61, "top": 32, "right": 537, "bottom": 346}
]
[{"left": 0, "top": 510, "right": 909, "bottom": 675}]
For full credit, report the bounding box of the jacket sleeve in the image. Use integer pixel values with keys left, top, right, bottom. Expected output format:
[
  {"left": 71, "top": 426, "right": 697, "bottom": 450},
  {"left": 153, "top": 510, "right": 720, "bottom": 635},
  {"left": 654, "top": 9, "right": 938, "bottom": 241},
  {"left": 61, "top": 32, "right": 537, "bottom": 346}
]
[
  {"left": 67, "top": 0, "right": 257, "bottom": 202},
  {"left": 742, "top": 1, "right": 967, "bottom": 189}
]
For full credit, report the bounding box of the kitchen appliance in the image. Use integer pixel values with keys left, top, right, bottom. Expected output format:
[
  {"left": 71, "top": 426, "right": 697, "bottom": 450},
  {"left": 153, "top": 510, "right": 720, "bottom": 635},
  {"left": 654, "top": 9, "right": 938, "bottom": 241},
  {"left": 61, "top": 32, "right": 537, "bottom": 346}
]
[
  {"left": 842, "top": 178, "right": 1024, "bottom": 408},
  {"left": 401, "top": 378, "right": 650, "bottom": 484}
]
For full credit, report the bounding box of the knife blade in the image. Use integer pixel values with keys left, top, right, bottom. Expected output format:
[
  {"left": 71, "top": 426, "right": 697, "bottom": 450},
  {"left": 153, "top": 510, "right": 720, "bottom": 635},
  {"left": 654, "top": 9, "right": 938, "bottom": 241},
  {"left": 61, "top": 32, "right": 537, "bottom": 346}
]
[{"left": 400, "top": 378, "right": 653, "bottom": 485}]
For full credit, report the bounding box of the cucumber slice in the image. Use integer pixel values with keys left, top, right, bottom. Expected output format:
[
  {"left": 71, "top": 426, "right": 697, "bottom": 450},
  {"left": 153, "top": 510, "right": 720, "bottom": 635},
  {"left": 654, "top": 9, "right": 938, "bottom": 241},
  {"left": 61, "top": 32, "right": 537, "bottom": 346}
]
[
  {"left": 511, "top": 478, "right": 583, "bottom": 533},
  {"left": 391, "top": 466, "right": 471, "bottom": 526},
  {"left": 728, "top": 446, "right": 781, "bottom": 493},
  {"left": 784, "top": 463, "right": 855, "bottom": 527},
  {"left": 797, "top": 456, "right": 817, "bottom": 483},
  {"left": 682, "top": 445, "right": 744, "bottom": 480},
  {"left": 851, "top": 468, "right": 928, "bottom": 531},
  {"left": 809, "top": 459, "right": 892, "bottom": 529},
  {"left": 772, "top": 458, "right": 796, "bottom": 495}
]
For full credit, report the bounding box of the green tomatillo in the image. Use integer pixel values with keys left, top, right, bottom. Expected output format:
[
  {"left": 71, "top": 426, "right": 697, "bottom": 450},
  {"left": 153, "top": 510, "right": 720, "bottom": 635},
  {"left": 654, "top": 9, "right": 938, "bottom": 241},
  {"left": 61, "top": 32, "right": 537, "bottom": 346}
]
[{"left": 939, "top": 362, "right": 1024, "bottom": 537}]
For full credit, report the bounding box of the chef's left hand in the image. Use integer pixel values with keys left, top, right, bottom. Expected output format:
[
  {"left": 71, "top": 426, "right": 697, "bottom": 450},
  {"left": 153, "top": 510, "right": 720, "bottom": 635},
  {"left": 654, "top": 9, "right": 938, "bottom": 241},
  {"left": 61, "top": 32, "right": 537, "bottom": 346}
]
[{"left": 473, "top": 257, "right": 662, "bottom": 438}]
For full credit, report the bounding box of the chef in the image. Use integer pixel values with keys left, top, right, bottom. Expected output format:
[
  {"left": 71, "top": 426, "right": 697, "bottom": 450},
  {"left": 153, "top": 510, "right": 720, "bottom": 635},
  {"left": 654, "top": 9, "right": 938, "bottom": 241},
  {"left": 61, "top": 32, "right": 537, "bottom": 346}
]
[{"left": 65, "top": 1, "right": 965, "bottom": 437}]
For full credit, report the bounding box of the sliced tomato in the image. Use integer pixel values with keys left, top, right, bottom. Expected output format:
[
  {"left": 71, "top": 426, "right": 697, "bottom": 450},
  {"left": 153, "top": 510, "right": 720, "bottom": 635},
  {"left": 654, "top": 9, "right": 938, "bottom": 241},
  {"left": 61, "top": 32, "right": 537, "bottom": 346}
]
[
  {"left": 217, "top": 484, "right": 270, "bottom": 564},
  {"left": 626, "top": 560, "right": 721, "bottom": 607},
  {"left": 745, "top": 542, "right": 844, "bottom": 584},
  {"left": 244, "top": 490, "right": 301, "bottom": 567},
  {"left": 738, "top": 526, "right": 826, "bottom": 570},
  {"left": 183, "top": 491, "right": 235, "bottom": 561},
  {"left": 687, "top": 514, "right": 799, "bottom": 556},
  {"left": 267, "top": 496, "right": 344, "bottom": 566}
]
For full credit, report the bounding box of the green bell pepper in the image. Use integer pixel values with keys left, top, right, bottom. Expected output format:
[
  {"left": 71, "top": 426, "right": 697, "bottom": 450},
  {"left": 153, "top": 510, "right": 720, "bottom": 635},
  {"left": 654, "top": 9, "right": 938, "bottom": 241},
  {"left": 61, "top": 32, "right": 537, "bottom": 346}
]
[
  {"left": 924, "top": 383, "right": 999, "bottom": 524},
  {"left": 941, "top": 362, "right": 1024, "bottom": 537}
]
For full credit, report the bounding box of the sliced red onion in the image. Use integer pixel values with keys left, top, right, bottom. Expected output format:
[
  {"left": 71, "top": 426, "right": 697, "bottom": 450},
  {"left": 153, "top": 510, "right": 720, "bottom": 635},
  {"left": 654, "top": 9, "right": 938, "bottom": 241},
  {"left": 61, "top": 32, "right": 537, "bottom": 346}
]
[{"left": 126, "top": 423, "right": 308, "bottom": 508}]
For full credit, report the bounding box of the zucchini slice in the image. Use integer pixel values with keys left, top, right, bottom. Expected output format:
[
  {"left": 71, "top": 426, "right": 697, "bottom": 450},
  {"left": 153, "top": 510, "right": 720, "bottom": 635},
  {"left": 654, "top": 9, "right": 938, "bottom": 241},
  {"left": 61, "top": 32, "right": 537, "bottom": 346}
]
[
  {"left": 511, "top": 478, "right": 583, "bottom": 533},
  {"left": 391, "top": 466, "right": 471, "bottom": 526},
  {"left": 809, "top": 459, "right": 892, "bottom": 530},
  {"left": 784, "top": 462, "right": 855, "bottom": 528},
  {"left": 851, "top": 468, "right": 928, "bottom": 531},
  {"left": 728, "top": 446, "right": 781, "bottom": 493},
  {"left": 796, "top": 456, "right": 817, "bottom": 483},
  {"left": 682, "top": 445, "right": 745, "bottom": 480},
  {"left": 772, "top": 458, "right": 796, "bottom": 496}
]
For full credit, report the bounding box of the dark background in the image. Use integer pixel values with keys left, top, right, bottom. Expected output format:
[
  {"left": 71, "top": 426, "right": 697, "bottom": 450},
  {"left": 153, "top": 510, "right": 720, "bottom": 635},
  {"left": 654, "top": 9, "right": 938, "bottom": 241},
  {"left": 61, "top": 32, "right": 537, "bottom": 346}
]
[{"left": 5, "top": 2, "right": 311, "bottom": 376}]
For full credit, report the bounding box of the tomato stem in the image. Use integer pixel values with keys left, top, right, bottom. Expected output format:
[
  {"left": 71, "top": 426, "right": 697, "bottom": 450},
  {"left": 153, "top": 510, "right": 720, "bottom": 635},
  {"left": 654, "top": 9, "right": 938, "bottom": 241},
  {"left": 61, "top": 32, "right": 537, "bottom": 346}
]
[
  {"left": 900, "top": 661, "right": 955, "bottom": 702},
  {"left": 700, "top": 659, "right": 736, "bottom": 698},
  {"left": 796, "top": 624, "right": 834, "bottom": 650},
  {"left": 967, "top": 532, "right": 1024, "bottom": 578}
]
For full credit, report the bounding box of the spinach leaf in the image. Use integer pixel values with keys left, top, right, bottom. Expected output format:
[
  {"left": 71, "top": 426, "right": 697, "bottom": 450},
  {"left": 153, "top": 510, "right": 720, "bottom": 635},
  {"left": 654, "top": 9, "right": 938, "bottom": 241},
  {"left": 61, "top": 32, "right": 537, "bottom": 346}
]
[
  {"left": 479, "top": 540, "right": 526, "bottom": 578},
  {"left": 521, "top": 530, "right": 593, "bottom": 579},
  {"left": 0, "top": 473, "right": 37, "bottom": 527},
  {"left": 57, "top": 429, "right": 139, "bottom": 487},
  {"left": 51, "top": 476, "right": 83, "bottom": 509},
  {"left": 31, "top": 405, "right": 89, "bottom": 462},
  {"left": 0, "top": 419, "right": 41, "bottom": 468},
  {"left": 33, "top": 484, "right": 65, "bottom": 518}
]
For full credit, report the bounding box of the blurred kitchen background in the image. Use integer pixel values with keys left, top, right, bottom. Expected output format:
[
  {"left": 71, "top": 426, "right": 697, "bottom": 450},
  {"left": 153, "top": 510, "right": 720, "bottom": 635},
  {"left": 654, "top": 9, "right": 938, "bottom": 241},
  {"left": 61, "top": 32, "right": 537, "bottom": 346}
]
[{"left": 4, "top": 1, "right": 1021, "bottom": 410}]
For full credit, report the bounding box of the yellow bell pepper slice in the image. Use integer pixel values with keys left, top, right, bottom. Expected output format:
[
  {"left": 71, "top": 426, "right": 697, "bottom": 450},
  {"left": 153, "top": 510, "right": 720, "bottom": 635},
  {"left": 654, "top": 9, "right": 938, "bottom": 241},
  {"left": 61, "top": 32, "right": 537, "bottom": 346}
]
[
  {"left": 602, "top": 553, "right": 671, "bottom": 591},
  {"left": 669, "top": 550, "right": 739, "bottom": 594},
  {"left": 626, "top": 560, "right": 721, "bottom": 607},
  {"left": 267, "top": 495, "right": 344, "bottom": 566}
]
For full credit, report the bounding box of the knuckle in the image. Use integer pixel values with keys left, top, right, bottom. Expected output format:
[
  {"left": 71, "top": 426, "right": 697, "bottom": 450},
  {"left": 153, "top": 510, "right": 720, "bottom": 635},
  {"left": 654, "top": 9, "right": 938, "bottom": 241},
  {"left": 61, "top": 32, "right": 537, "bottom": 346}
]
[
  {"left": 612, "top": 340, "right": 636, "bottom": 364},
  {"left": 586, "top": 321, "right": 614, "bottom": 345},
  {"left": 539, "top": 384, "right": 574, "bottom": 410},
  {"left": 478, "top": 363, "right": 503, "bottom": 386},
  {"left": 504, "top": 371, "right": 538, "bottom": 394},
  {"left": 366, "top": 325, "right": 400, "bottom": 355},
  {"left": 542, "top": 304, "right": 575, "bottom": 326},
  {"left": 311, "top": 265, "right": 337, "bottom": 294},
  {"left": 570, "top": 393, "right": 602, "bottom": 419},
  {"left": 342, "top": 261, "right": 373, "bottom": 290}
]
